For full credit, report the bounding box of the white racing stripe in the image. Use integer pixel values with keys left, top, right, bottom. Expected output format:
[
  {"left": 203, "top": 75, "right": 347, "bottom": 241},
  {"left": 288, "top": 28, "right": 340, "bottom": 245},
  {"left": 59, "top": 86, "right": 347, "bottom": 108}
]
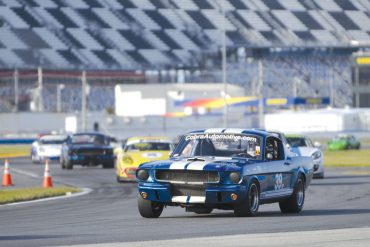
[
  {"left": 171, "top": 196, "right": 206, "bottom": 203},
  {"left": 186, "top": 161, "right": 208, "bottom": 170},
  {"left": 188, "top": 196, "right": 205, "bottom": 203},
  {"left": 170, "top": 160, "right": 189, "bottom": 170},
  {"left": 204, "top": 128, "right": 225, "bottom": 133},
  {"left": 171, "top": 196, "right": 188, "bottom": 203},
  {"left": 223, "top": 128, "right": 244, "bottom": 133}
]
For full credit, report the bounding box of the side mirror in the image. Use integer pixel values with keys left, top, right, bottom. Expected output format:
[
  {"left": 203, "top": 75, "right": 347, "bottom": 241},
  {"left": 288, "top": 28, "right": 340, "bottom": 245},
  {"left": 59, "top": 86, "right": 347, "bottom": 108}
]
[
  {"left": 314, "top": 141, "right": 322, "bottom": 149},
  {"left": 266, "top": 153, "right": 273, "bottom": 160}
]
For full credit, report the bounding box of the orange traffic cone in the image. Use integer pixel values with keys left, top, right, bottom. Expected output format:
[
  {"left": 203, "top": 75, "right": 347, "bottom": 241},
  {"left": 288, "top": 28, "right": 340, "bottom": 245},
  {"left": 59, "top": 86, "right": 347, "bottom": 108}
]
[
  {"left": 2, "top": 159, "right": 14, "bottom": 186},
  {"left": 42, "top": 160, "right": 53, "bottom": 188}
]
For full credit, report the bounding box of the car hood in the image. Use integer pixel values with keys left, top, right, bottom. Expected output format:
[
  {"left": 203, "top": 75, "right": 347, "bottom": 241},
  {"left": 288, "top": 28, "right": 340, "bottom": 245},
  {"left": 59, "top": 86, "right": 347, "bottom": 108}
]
[
  {"left": 125, "top": 151, "right": 170, "bottom": 162},
  {"left": 290, "top": 147, "right": 317, "bottom": 157},
  {"left": 140, "top": 156, "right": 254, "bottom": 172},
  {"left": 39, "top": 144, "right": 62, "bottom": 150}
]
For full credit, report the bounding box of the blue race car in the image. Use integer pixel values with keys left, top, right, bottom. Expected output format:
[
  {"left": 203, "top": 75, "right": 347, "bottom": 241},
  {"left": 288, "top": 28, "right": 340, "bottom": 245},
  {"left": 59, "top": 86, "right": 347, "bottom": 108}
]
[
  {"left": 60, "top": 132, "right": 114, "bottom": 169},
  {"left": 136, "top": 128, "right": 314, "bottom": 218}
]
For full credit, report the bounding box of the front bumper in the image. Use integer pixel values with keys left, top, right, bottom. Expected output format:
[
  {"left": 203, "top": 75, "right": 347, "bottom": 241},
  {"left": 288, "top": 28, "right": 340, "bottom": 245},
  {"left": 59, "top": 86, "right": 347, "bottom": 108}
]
[
  {"left": 313, "top": 159, "right": 324, "bottom": 174},
  {"left": 68, "top": 154, "right": 114, "bottom": 164},
  {"left": 138, "top": 182, "right": 247, "bottom": 205}
]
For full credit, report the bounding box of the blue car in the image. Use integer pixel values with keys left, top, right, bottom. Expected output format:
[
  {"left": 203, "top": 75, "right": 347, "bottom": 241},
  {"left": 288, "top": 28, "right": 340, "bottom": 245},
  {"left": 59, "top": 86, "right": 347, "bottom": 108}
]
[
  {"left": 136, "top": 128, "right": 314, "bottom": 218},
  {"left": 60, "top": 132, "right": 115, "bottom": 169}
]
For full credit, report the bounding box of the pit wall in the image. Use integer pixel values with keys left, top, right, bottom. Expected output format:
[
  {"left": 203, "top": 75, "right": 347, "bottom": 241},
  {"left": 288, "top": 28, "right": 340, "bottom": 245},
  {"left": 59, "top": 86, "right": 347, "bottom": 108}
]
[
  {"left": 265, "top": 108, "right": 370, "bottom": 133},
  {"left": 1, "top": 108, "right": 369, "bottom": 140}
]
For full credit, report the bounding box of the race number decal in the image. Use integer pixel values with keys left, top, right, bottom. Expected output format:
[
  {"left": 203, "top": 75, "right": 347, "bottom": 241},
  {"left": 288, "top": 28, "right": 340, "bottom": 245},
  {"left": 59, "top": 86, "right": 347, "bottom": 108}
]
[{"left": 274, "top": 173, "right": 284, "bottom": 190}]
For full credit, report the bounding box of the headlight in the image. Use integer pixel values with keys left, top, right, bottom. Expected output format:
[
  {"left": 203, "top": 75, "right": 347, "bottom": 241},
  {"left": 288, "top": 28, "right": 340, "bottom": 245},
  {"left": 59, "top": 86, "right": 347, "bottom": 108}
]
[
  {"left": 311, "top": 151, "right": 321, "bottom": 160},
  {"left": 122, "top": 156, "right": 133, "bottom": 164},
  {"left": 137, "top": 169, "right": 149, "bottom": 181},
  {"left": 229, "top": 172, "right": 241, "bottom": 184}
]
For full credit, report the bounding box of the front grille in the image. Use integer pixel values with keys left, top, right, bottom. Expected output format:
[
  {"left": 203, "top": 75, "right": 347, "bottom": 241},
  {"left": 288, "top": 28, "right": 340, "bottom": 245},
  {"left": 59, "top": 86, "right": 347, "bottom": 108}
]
[
  {"left": 74, "top": 149, "right": 106, "bottom": 155},
  {"left": 171, "top": 184, "right": 205, "bottom": 196},
  {"left": 155, "top": 170, "right": 219, "bottom": 184}
]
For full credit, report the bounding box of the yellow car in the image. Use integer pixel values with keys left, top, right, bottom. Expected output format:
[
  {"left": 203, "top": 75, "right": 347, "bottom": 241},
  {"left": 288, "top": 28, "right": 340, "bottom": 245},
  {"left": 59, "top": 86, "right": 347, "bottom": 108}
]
[{"left": 116, "top": 137, "right": 174, "bottom": 182}]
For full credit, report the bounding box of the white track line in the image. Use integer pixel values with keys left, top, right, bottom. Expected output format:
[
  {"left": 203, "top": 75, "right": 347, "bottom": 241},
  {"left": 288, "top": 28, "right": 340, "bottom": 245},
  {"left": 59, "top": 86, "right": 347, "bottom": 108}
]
[{"left": 0, "top": 188, "right": 92, "bottom": 208}]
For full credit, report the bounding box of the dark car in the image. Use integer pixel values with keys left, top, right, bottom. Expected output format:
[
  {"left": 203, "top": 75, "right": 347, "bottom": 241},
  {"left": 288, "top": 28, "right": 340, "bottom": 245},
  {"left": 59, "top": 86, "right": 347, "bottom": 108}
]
[{"left": 60, "top": 133, "right": 115, "bottom": 169}]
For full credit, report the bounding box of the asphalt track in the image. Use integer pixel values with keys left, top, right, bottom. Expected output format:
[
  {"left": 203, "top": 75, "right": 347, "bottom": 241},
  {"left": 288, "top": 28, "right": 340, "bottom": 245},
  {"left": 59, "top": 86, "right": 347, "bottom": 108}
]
[{"left": 1, "top": 157, "right": 370, "bottom": 247}]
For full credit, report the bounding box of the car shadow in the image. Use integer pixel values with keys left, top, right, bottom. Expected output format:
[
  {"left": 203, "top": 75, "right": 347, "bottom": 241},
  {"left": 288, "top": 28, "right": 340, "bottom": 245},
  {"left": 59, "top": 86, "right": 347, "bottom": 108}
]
[{"left": 162, "top": 208, "right": 370, "bottom": 219}]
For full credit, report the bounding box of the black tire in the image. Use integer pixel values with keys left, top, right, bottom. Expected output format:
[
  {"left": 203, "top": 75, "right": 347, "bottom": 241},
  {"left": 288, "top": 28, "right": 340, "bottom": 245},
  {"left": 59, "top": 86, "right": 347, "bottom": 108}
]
[
  {"left": 31, "top": 155, "right": 39, "bottom": 164},
  {"left": 313, "top": 172, "right": 324, "bottom": 179},
  {"left": 61, "top": 159, "right": 65, "bottom": 169},
  {"left": 193, "top": 208, "right": 213, "bottom": 214},
  {"left": 234, "top": 181, "right": 260, "bottom": 217},
  {"left": 103, "top": 161, "right": 114, "bottom": 169},
  {"left": 137, "top": 194, "right": 164, "bottom": 218},
  {"left": 279, "top": 176, "right": 305, "bottom": 213},
  {"left": 116, "top": 175, "right": 123, "bottom": 183},
  {"left": 65, "top": 159, "right": 73, "bottom": 170}
]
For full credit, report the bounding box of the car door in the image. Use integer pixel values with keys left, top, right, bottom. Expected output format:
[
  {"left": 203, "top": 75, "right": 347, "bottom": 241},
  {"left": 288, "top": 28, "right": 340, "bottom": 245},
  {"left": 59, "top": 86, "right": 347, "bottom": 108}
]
[{"left": 263, "top": 137, "right": 294, "bottom": 199}]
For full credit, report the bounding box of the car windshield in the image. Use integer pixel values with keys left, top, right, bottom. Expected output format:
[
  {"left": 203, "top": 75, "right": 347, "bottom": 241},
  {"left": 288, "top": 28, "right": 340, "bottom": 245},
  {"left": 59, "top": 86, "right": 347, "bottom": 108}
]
[
  {"left": 71, "top": 134, "right": 107, "bottom": 145},
  {"left": 286, "top": 137, "right": 312, "bottom": 147},
  {"left": 172, "top": 133, "right": 262, "bottom": 160},
  {"left": 125, "top": 142, "right": 172, "bottom": 152}
]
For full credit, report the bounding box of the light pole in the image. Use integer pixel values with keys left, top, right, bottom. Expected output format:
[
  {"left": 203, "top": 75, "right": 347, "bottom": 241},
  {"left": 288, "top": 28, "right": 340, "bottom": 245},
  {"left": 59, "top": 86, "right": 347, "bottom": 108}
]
[
  {"left": 13, "top": 69, "right": 19, "bottom": 112},
  {"left": 81, "top": 71, "right": 87, "bottom": 131},
  {"left": 221, "top": 0, "right": 228, "bottom": 128},
  {"left": 56, "top": 84, "right": 65, "bottom": 113},
  {"left": 258, "top": 60, "right": 264, "bottom": 128},
  {"left": 37, "top": 67, "right": 44, "bottom": 112}
]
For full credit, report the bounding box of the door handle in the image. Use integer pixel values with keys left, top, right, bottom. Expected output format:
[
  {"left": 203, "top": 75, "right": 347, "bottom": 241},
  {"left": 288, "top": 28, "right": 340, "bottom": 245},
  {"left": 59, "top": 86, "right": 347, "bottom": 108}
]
[{"left": 284, "top": 162, "right": 290, "bottom": 165}]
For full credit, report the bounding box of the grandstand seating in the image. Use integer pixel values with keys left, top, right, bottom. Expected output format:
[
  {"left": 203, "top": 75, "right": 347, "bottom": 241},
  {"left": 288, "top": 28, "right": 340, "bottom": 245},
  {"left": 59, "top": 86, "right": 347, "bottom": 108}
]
[
  {"left": 0, "top": 0, "right": 368, "bottom": 111},
  {"left": 0, "top": 0, "right": 369, "bottom": 69}
]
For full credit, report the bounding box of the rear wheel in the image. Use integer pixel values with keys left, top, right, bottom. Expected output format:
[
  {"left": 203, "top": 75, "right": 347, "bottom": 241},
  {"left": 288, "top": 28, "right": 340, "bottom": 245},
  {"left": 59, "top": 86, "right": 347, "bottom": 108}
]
[
  {"left": 234, "top": 181, "right": 259, "bottom": 217},
  {"left": 279, "top": 176, "right": 305, "bottom": 213},
  {"left": 137, "top": 194, "right": 164, "bottom": 218}
]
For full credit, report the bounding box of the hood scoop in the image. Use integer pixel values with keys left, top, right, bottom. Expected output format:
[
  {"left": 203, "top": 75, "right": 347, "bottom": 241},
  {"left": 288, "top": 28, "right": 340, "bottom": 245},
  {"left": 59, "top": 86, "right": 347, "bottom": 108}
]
[{"left": 187, "top": 157, "right": 206, "bottom": 162}]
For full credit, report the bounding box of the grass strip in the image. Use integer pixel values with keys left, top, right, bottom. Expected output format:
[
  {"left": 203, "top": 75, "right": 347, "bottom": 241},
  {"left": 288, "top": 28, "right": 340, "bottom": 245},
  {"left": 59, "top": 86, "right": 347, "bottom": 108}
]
[
  {"left": 0, "top": 145, "right": 31, "bottom": 158},
  {"left": 0, "top": 186, "right": 80, "bottom": 205},
  {"left": 324, "top": 149, "right": 370, "bottom": 167}
]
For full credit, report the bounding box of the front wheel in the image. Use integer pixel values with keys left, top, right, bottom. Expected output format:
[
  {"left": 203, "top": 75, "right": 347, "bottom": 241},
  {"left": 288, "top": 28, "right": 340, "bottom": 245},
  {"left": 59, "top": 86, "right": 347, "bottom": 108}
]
[
  {"left": 279, "top": 176, "right": 305, "bottom": 213},
  {"left": 65, "top": 159, "right": 73, "bottom": 170},
  {"left": 234, "top": 181, "right": 260, "bottom": 217},
  {"left": 103, "top": 161, "right": 114, "bottom": 169},
  {"left": 137, "top": 194, "right": 164, "bottom": 218}
]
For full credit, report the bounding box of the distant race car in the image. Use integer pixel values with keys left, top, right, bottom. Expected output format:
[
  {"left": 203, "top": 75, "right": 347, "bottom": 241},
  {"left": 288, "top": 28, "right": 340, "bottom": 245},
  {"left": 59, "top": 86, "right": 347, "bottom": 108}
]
[
  {"left": 31, "top": 134, "right": 67, "bottom": 163},
  {"left": 328, "top": 134, "right": 361, "bottom": 151},
  {"left": 116, "top": 136, "right": 174, "bottom": 182},
  {"left": 286, "top": 134, "right": 324, "bottom": 179},
  {"left": 136, "top": 128, "right": 314, "bottom": 218},
  {"left": 60, "top": 132, "right": 115, "bottom": 169}
]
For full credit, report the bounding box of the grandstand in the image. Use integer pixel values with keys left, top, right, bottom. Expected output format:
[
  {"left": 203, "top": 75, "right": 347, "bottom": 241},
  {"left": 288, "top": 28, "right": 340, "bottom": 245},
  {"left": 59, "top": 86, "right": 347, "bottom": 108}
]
[{"left": 0, "top": 0, "right": 369, "bottom": 112}]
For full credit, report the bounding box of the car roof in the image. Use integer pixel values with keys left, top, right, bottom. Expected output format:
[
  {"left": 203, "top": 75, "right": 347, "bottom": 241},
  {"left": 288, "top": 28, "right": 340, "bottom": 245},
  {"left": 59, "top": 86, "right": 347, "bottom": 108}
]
[
  {"left": 72, "top": 132, "right": 106, "bottom": 136},
  {"left": 40, "top": 135, "right": 67, "bottom": 141},
  {"left": 188, "top": 128, "right": 270, "bottom": 138}
]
